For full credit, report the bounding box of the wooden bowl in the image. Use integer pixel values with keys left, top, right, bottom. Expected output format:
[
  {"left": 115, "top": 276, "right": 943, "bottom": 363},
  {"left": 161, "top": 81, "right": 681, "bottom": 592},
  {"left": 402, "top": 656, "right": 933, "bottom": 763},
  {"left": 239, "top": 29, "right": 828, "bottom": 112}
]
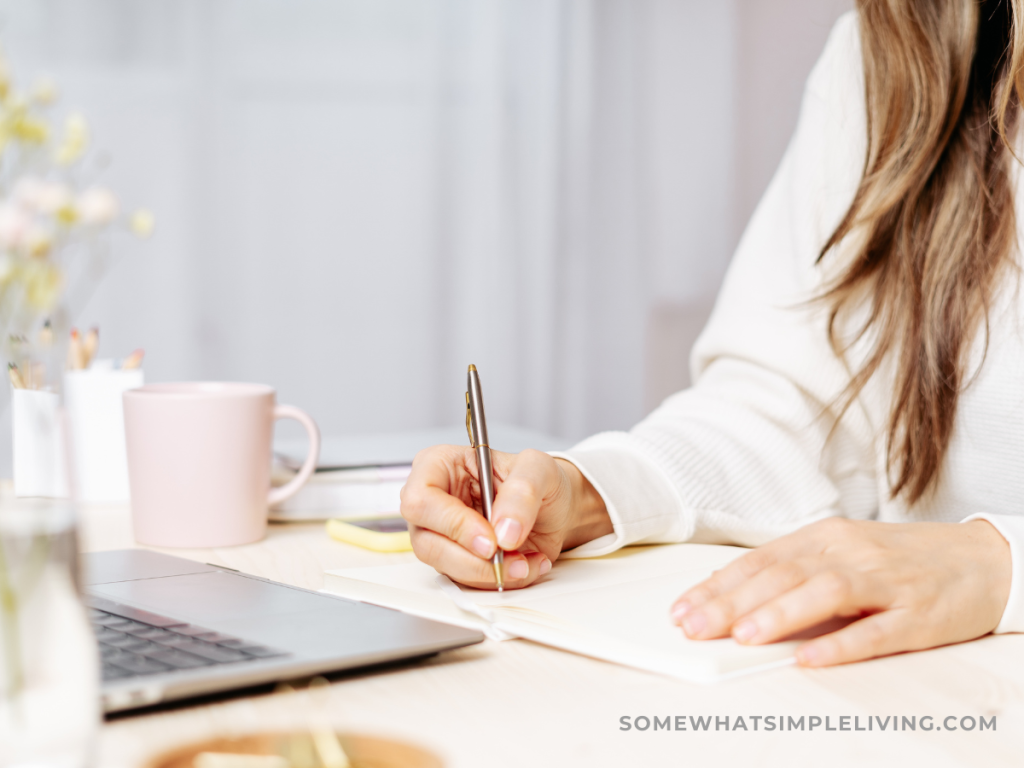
[{"left": 144, "top": 732, "right": 443, "bottom": 768}]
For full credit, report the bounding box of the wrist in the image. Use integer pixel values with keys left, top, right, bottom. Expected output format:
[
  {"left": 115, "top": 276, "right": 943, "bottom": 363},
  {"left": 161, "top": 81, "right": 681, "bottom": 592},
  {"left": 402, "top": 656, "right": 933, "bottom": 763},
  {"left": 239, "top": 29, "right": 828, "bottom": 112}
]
[
  {"left": 555, "top": 458, "right": 613, "bottom": 552},
  {"left": 963, "top": 518, "right": 1013, "bottom": 632}
]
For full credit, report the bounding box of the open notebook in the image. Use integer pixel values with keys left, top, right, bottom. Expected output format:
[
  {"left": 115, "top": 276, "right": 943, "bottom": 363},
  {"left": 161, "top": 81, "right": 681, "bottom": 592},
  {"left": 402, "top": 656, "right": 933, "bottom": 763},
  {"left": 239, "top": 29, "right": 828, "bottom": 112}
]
[{"left": 322, "top": 543, "right": 798, "bottom": 683}]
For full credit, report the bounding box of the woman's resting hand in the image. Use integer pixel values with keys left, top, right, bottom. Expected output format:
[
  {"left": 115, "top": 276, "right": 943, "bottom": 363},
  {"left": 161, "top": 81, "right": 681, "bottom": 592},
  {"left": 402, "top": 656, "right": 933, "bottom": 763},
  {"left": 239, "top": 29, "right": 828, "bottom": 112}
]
[
  {"left": 671, "top": 518, "right": 1012, "bottom": 666},
  {"left": 400, "top": 446, "right": 613, "bottom": 589}
]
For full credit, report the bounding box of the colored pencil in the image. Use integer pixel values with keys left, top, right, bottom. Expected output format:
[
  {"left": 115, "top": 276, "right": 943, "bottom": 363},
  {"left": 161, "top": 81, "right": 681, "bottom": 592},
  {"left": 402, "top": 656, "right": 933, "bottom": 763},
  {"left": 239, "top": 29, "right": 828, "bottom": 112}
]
[
  {"left": 30, "top": 361, "right": 45, "bottom": 390},
  {"left": 8, "top": 362, "right": 25, "bottom": 389},
  {"left": 121, "top": 348, "right": 145, "bottom": 370},
  {"left": 82, "top": 326, "right": 99, "bottom": 367},
  {"left": 67, "top": 328, "right": 85, "bottom": 370}
]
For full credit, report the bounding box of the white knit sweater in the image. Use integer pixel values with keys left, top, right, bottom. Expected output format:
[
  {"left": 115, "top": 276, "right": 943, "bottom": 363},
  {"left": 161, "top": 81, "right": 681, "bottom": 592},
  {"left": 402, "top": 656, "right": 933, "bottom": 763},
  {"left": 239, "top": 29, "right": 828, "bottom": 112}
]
[{"left": 556, "top": 11, "right": 1024, "bottom": 634}]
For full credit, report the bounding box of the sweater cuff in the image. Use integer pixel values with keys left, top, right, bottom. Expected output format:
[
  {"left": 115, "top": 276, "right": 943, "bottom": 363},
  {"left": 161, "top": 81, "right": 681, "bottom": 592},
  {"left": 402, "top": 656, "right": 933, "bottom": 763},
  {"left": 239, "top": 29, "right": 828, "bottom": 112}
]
[
  {"left": 550, "top": 432, "right": 692, "bottom": 558},
  {"left": 961, "top": 513, "right": 1024, "bottom": 634}
]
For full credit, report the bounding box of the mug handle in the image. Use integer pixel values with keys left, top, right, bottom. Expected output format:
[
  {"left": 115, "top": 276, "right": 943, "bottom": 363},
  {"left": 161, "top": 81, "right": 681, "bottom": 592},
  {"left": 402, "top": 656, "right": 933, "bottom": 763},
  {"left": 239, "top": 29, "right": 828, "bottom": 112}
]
[{"left": 268, "top": 404, "right": 321, "bottom": 507}]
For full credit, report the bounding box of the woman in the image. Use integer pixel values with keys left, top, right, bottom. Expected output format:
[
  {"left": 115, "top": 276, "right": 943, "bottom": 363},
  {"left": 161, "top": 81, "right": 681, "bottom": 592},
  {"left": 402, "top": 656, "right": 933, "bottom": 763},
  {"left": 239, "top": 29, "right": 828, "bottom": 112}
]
[{"left": 399, "top": 0, "right": 1024, "bottom": 667}]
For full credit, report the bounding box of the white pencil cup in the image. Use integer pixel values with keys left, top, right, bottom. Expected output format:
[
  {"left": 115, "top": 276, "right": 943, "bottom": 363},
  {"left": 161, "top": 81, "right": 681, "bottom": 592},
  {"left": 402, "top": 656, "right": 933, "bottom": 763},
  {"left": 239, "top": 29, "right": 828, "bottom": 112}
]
[
  {"left": 12, "top": 387, "right": 69, "bottom": 498},
  {"left": 64, "top": 364, "right": 144, "bottom": 503}
]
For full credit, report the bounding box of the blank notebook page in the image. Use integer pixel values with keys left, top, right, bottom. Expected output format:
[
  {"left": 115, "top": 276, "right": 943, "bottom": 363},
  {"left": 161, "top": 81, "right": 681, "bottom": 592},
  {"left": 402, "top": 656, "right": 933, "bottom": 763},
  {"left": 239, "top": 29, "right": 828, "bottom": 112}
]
[{"left": 323, "top": 543, "right": 799, "bottom": 682}]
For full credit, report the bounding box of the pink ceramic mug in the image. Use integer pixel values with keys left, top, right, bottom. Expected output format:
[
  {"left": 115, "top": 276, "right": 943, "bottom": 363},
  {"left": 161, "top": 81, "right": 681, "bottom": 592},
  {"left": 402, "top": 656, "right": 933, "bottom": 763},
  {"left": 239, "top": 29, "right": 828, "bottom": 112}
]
[{"left": 123, "top": 382, "right": 320, "bottom": 547}]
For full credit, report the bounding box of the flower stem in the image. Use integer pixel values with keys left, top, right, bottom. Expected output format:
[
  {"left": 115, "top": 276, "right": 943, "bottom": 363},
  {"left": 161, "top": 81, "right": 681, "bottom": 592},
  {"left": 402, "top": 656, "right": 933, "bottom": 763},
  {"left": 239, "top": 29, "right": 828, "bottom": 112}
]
[{"left": 0, "top": 538, "right": 24, "bottom": 707}]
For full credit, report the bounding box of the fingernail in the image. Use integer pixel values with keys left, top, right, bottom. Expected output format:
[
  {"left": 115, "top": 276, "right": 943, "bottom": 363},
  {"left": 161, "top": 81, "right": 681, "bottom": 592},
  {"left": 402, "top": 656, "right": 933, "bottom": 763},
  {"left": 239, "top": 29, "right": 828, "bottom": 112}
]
[
  {"left": 670, "top": 601, "right": 691, "bottom": 623},
  {"left": 539, "top": 558, "right": 552, "bottom": 576},
  {"left": 508, "top": 558, "right": 529, "bottom": 579},
  {"left": 733, "top": 620, "right": 757, "bottom": 642},
  {"left": 495, "top": 518, "right": 522, "bottom": 550},
  {"left": 797, "top": 645, "right": 819, "bottom": 666},
  {"left": 682, "top": 612, "right": 706, "bottom": 637},
  {"left": 472, "top": 535, "right": 495, "bottom": 559}
]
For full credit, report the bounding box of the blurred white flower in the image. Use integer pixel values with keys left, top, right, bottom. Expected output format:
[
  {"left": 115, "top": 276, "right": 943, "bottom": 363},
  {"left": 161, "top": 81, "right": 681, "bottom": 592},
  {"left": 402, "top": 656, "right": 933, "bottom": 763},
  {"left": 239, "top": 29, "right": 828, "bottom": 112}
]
[
  {"left": 24, "top": 226, "right": 52, "bottom": 257},
  {"left": 129, "top": 209, "right": 155, "bottom": 238},
  {"left": 13, "top": 177, "right": 72, "bottom": 212},
  {"left": 0, "top": 253, "right": 15, "bottom": 283},
  {"left": 11, "top": 177, "right": 46, "bottom": 209},
  {"left": 16, "top": 179, "right": 72, "bottom": 215},
  {"left": 54, "top": 113, "right": 87, "bottom": 166},
  {"left": 22, "top": 259, "right": 62, "bottom": 309},
  {"left": 38, "top": 183, "right": 72, "bottom": 215},
  {"left": 31, "top": 77, "right": 57, "bottom": 105},
  {"left": 0, "top": 204, "right": 30, "bottom": 250},
  {"left": 77, "top": 187, "right": 119, "bottom": 225},
  {"left": 0, "top": 63, "right": 154, "bottom": 361},
  {"left": 0, "top": 56, "right": 10, "bottom": 100}
]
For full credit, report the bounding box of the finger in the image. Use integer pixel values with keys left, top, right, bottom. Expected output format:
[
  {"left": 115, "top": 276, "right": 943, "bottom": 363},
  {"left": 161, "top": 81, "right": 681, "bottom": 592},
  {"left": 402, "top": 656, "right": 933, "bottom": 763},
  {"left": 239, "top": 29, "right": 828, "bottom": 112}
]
[
  {"left": 402, "top": 450, "right": 500, "bottom": 561},
  {"left": 404, "top": 444, "right": 465, "bottom": 495},
  {"left": 491, "top": 449, "right": 562, "bottom": 551},
  {"left": 403, "top": 485, "right": 500, "bottom": 559},
  {"left": 409, "top": 526, "right": 504, "bottom": 589},
  {"left": 727, "top": 569, "right": 859, "bottom": 645},
  {"left": 676, "top": 559, "right": 812, "bottom": 640},
  {"left": 671, "top": 548, "right": 781, "bottom": 622},
  {"left": 501, "top": 551, "right": 552, "bottom": 590},
  {"left": 795, "top": 609, "right": 909, "bottom": 667},
  {"left": 410, "top": 526, "right": 551, "bottom": 590},
  {"left": 671, "top": 520, "right": 845, "bottom": 620}
]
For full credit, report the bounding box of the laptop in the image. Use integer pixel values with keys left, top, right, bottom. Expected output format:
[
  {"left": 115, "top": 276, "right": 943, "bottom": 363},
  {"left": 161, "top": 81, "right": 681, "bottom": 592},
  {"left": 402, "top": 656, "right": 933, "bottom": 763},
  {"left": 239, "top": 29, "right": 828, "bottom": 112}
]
[{"left": 86, "top": 549, "right": 484, "bottom": 713}]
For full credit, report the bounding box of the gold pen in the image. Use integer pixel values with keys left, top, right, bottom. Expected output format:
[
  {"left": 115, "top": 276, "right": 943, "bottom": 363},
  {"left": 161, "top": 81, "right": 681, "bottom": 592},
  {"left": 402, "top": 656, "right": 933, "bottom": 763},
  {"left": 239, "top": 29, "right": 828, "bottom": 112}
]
[{"left": 466, "top": 364, "right": 504, "bottom": 591}]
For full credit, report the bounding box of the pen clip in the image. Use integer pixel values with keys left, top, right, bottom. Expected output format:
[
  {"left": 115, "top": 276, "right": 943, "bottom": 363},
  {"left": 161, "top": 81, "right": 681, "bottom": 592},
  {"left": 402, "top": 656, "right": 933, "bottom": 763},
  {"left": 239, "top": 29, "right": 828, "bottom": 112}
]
[{"left": 465, "top": 391, "right": 477, "bottom": 448}]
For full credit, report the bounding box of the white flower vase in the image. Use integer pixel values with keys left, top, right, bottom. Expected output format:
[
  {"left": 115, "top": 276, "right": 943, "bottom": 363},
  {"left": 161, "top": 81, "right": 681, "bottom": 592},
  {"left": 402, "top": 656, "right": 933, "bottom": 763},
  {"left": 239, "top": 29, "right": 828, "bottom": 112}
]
[{"left": 0, "top": 498, "right": 99, "bottom": 768}]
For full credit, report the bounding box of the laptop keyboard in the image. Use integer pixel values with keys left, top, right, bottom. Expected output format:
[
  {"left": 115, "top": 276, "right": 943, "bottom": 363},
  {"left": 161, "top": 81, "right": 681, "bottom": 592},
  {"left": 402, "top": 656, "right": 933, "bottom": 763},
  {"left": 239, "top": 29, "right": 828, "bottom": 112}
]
[{"left": 91, "top": 606, "right": 288, "bottom": 682}]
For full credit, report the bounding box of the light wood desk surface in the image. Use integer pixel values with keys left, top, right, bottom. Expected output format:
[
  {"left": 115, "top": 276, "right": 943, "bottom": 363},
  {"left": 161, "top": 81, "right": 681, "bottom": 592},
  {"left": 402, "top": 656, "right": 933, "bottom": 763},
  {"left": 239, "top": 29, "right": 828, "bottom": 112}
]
[{"left": 83, "top": 503, "right": 1024, "bottom": 768}]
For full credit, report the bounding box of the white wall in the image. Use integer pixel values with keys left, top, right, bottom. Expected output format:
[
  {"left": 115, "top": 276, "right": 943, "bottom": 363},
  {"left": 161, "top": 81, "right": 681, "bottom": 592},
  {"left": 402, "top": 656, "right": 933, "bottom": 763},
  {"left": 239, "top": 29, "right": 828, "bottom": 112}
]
[
  {"left": 0, "top": 0, "right": 852, "bottom": 475},
  {"left": 733, "top": 0, "right": 854, "bottom": 245}
]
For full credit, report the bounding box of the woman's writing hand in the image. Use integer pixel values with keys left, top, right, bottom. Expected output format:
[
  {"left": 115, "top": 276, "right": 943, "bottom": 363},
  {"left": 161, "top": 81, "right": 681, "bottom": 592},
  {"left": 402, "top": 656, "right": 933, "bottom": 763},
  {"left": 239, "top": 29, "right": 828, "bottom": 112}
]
[
  {"left": 671, "top": 518, "right": 1011, "bottom": 666},
  {"left": 400, "top": 446, "right": 612, "bottom": 590}
]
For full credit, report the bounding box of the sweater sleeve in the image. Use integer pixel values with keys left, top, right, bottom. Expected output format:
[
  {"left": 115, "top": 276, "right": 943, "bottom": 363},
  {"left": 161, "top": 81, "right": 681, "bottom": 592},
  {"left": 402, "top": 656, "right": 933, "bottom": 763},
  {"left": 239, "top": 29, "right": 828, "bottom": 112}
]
[{"left": 559, "top": 12, "right": 881, "bottom": 559}]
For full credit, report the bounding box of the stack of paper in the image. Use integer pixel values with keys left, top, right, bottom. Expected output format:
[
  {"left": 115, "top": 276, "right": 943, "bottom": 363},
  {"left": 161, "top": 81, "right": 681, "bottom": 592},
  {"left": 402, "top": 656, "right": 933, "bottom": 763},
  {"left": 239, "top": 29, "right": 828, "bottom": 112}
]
[
  {"left": 270, "top": 465, "right": 410, "bottom": 522},
  {"left": 271, "top": 425, "right": 568, "bottom": 522},
  {"left": 322, "top": 544, "right": 798, "bottom": 683}
]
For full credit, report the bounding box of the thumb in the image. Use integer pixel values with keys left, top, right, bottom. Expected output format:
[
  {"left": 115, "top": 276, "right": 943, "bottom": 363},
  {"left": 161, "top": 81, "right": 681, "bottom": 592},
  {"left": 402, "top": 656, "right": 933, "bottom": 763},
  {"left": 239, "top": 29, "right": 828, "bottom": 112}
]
[{"left": 490, "top": 449, "right": 559, "bottom": 551}]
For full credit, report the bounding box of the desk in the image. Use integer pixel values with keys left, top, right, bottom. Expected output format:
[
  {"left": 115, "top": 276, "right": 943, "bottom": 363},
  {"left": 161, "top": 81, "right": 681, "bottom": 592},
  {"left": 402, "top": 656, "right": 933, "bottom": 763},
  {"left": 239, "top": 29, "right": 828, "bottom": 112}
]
[{"left": 84, "top": 503, "right": 1024, "bottom": 768}]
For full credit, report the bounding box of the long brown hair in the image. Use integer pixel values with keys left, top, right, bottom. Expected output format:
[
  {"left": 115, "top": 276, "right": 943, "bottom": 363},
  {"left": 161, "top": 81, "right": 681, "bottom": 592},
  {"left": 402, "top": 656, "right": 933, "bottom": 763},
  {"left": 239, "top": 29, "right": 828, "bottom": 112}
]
[{"left": 822, "top": 0, "right": 1024, "bottom": 503}]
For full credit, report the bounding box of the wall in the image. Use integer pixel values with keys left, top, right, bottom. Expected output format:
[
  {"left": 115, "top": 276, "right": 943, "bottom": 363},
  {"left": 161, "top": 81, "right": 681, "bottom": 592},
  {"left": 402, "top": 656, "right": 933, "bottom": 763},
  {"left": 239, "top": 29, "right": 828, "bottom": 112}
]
[
  {"left": 0, "top": 0, "right": 854, "bottom": 477},
  {"left": 733, "top": 0, "right": 854, "bottom": 244},
  {"left": 644, "top": 0, "right": 853, "bottom": 408}
]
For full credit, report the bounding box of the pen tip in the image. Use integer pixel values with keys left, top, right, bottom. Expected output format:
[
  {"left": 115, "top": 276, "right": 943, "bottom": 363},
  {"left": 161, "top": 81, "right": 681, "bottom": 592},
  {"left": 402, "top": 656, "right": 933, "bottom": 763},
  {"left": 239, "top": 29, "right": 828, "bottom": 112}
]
[{"left": 468, "top": 364, "right": 477, "bottom": 372}]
